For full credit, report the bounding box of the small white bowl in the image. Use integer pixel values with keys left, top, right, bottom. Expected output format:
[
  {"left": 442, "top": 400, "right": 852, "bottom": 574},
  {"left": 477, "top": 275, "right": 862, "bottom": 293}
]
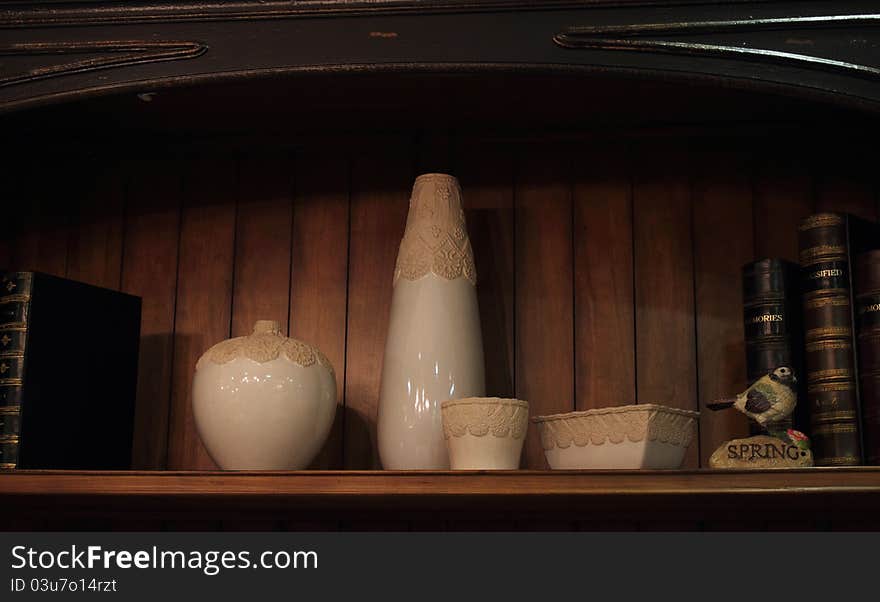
[
  {"left": 441, "top": 398, "right": 528, "bottom": 470},
  {"left": 532, "top": 404, "right": 699, "bottom": 469}
]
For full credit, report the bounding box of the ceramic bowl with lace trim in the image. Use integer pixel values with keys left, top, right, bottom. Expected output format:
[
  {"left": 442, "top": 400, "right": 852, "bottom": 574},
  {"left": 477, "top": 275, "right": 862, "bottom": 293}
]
[
  {"left": 441, "top": 398, "right": 528, "bottom": 469},
  {"left": 532, "top": 404, "right": 699, "bottom": 469},
  {"left": 192, "top": 320, "right": 337, "bottom": 470}
]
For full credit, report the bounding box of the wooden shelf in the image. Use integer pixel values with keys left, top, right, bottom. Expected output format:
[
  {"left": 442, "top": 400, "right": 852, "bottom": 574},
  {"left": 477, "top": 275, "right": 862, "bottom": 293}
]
[{"left": 3, "top": 469, "right": 880, "bottom": 527}]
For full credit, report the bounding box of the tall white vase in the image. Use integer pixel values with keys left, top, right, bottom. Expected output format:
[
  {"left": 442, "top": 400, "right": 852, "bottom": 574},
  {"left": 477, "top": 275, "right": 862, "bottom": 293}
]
[{"left": 377, "top": 173, "right": 486, "bottom": 469}]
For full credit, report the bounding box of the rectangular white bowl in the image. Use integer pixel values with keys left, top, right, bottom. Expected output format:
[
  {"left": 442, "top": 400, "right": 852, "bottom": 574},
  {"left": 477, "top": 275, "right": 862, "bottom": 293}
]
[{"left": 532, "top": 404, "right": 699, "bottom": 470}]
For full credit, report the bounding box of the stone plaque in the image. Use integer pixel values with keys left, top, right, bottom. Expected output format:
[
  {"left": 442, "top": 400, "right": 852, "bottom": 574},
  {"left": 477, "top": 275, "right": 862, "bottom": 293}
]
[{"left": 709, "top": 434, "right": 813, "bottom": 468}]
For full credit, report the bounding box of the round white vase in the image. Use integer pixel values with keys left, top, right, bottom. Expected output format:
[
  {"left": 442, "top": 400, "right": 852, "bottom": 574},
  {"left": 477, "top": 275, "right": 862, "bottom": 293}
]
[
  {"left": 192, "top": 320, "right": 336, "bottom": 470},
  {"left": 377, "top": 173, "right": 486, "bottom": 469}
]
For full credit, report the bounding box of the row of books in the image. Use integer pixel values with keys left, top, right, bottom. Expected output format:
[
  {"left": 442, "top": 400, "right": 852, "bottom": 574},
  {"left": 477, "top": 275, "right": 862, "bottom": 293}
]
[{"left": 744, "top": 213, "right": 880, "bottom": 466}]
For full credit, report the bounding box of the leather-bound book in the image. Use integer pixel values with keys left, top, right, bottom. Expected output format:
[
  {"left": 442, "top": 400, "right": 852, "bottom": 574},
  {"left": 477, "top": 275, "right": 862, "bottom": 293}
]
[
  {"left": 856, "top": 250, "right": 880, "bottom": 465},
  {"left": 798, "top": 213, "right": 880, "bottom": 466},
  {"left": 742, "top": 258, "right": 805, "bottom": 433},
  {"left": 0, "top": 271, "right": 141, "bottom": 469}
]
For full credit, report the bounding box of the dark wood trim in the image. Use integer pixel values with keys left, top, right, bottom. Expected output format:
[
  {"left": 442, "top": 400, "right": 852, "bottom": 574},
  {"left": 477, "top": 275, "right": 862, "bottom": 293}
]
[
  {"left": 4, "top": 2, "right": 880, "bottom": 116},
  {"left": 0, "top": 40, "right": 206, "bottom": 88},
  {"left": 555, "top": 14, "right": 880, "bottom": 81},
  {"left": 4, "top": 62, "right": 880, "bottom": 120},
  {"left": 0, "top": 0, "right": 788, "bottom": 28}
]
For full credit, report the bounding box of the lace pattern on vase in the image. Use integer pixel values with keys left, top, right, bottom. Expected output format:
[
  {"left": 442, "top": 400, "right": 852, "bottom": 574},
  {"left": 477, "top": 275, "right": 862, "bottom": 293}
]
[
  {"left": 535, "top": 406, "right": 697, "bottom": 450},
  {"left": 197, "top": 333, "right": 335, "bottom": 379},
  {"left": 394, "top": 174, "right": 477, "bottom": 287},
  {"left": 442, "top": 399, "right": 528, "bottom": 439}
]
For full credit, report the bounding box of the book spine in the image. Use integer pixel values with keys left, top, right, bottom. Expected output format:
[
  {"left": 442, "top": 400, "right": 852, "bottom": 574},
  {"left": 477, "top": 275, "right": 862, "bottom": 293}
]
[
  {"left": 856, "top": 250, "right": 880, "bottom": 465},
  {"left": 0, "top": 272, "right": 31, "bottom": 470},
  {"left": 742, "top": 259, "right": 804, "bottom": 433},
  {"left": 799, "top": 213, "right": 861, "bottom": 466}
]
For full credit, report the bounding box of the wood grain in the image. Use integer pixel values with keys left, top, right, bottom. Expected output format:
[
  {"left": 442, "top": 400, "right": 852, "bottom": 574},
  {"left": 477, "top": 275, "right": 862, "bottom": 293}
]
[
  {"left": 515, "top": 147, "right": 574, "bottom": 469},
  {"left": 345, "top": 149, "right": 412, "bottom": 469},
  {"left": 752, "top": 154, "right": 814, "bottom": 261},
  {"left": 633, "top": 146, "right": 699, "bottom": 468},
  {"left": 417, "top": 131, "right": 454, "bottom": 175},
  {"left": 122, "top": 159, "right": 183, "bottom": 470},
  {"left": 11, "top": 161, "right": 71, "bottom": 276},
  {"left": 571, "top": 145, "right": 635, "bottom": 530},
  {"left": 573, "top": 145, "right": 635, "bottom": 409},
  {"left": 66, "top": 160, "right": 125, "bottom": 289},
  {"left": 217, "top": 154, "right": 295, "bottom": 533},
  {"left": 2, "top": 469, "right": 880, "bottom": 528},
  {"left": 2, "top": 156, "right": 26, "bottom": 268},
  {"left": 6, "top": 469, "right": 880, "bottom": 496},
  {"left": 692, "top": 150, "right": 754, "bottom": 466},
  {"left": 815, "top": 148, "right": 878, "bottom": 221},
  {"left": 457, "top": 143, "right": 515, "bottom": 399},
  {"left": 290, "top": 154, "right": 350, "bottom": 470},
  {"left": 167, "top": 157, "right": 237, "bottom": 470},
  {"left": 231, "top": 155, "right": 294, "bottom": 337}
]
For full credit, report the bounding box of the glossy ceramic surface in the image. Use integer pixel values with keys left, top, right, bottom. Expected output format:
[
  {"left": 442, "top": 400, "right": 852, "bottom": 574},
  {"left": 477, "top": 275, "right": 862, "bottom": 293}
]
[
  {"left": 378, "top": 274, "right": 485, "bottom": 468},
  {"left": 377, "top": 173, "right": 486, "bottom": 470},
  {"left": 192, "top": 321, "right": 337, "bottom": 470}
]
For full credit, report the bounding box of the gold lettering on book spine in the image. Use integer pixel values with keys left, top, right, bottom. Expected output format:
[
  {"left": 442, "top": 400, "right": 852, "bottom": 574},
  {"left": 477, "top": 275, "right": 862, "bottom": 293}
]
[
  {"left": 812, "top": 423, "right": 859, "bottom": 435},
  {"left": 805, "top": 296, "right": 850, "bottom": 310},
  {"left": 808, "top": 382, "right": 855, "bottom": 393},
  {"left": 806, "top": 326, "right": 852, "bottom": 339},
  {"left": 806, "top": 340, "right": 852, "bottom": 352},
  {"left": 808, "top": 368, "right": 853, "bottom": 382},
  {"left": 799, "top": 214, "right": 844, "bottom": 230},
  {"left": 803, "top": 289, "right": 849, "bottom": 301},
  {"left": 800, "top": 245, "right": 846, "bottom": 265},
  {"left": 811, "top": 407, "right": 857, "bottom": 418}
]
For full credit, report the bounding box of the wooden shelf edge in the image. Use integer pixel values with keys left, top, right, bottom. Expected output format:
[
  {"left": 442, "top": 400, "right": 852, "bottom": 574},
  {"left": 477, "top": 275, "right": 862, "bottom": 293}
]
[
  {"left": 2, "top": 467, "right": 879, "bottom": 497},
  {"left": 2, "top": 469, "right": 879, "bottom": 525}
]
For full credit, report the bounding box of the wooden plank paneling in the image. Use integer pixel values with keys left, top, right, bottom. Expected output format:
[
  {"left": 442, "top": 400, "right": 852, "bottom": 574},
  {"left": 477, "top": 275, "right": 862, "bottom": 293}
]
[
  {"left": 66, "top": 161, "right": 125, "bottom": 289},
  {"left": 290, "top": 154, "right": 350, "bottom": 470},
  {"left": 345, "top": 149, "right": 412, "bottom": 469},
  {"left": 123, "top": 159, "right": 183, "bottom": 470},
  {"left": 752, "top": 155, "right": 814, "bottom": 261},
  {"left": 572, "top": 145, "right": 634, "bottom": 531},
  {"left": 693, "top": 150, "right": 754, "bottom": 466},
  {"left": 221, "top": 154, "right": 294, "bottom": 533},
  {"left": 815, "top": 148, "right": 878, "bottom": 221},
  {"left": 417, "top": 131, "right": 454, "bottom": 175},
  {"left": 11, "top": 162, "right": 71, "bottom": 276},
  {"left": 515, "top": 147, "right": 574, "bottom": 469},
  {"left": 457, "top": 143, "right": 516, "bottom": 400},
  {"left": 2, "top": 157, "right": 26, "bottom": 269},
  {"left": 573, "top": 146, "right": 635, "bottom": 410},
  {"left": 456, "top": 143, "right": 517, "bottom": 531},
  {"left": 231, "top": 155, "right": 294, "bottom": 337},
  {"left": 167, "top": 158, "right": 237, "bottom": 470},
  {"left": 633, "top": 146, "right": 699, "bottom": 468}
]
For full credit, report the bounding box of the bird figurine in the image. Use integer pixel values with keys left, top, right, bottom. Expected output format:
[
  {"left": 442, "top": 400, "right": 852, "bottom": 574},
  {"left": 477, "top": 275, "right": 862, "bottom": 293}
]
[{"left": 707, "top": 366, "right": 797, "bottom": 430}]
